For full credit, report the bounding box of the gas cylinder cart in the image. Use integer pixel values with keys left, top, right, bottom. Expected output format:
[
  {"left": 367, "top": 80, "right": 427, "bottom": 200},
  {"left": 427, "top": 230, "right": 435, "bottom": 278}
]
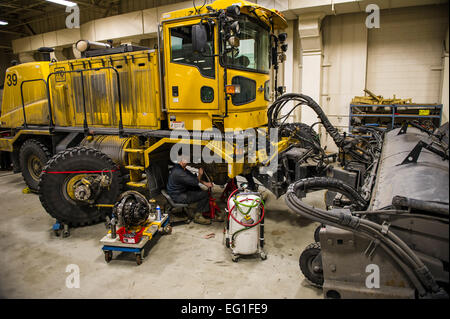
[
  {"left": 224, "top": 186, "right": 267, "bottom": 262},
  {"left": 100, "top": 214, "right": 171, "bottom": 265}
]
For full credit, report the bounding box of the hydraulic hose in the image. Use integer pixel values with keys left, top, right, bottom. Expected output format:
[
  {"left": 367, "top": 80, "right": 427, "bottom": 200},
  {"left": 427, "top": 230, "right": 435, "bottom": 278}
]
[
  {"left": 268, "top": 93, "right": 344, "bottom": 147},
  {"left": 285, "top": 179, "right": 443, "bottom": 297},
  {"left": 292, "top": 177, "right": 368, "bottom": 210},
  {"left": 392, "top": 196, "right": 449, "bottom": 216}
]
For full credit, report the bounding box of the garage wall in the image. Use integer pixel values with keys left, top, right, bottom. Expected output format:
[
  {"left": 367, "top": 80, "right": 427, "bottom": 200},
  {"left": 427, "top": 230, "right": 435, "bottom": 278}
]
[
  {"left": 321, "top": 12, "right": 368, "bottom": 151},
  {"left": 366, "top": 5, "right": 449, "bottom": 104}
]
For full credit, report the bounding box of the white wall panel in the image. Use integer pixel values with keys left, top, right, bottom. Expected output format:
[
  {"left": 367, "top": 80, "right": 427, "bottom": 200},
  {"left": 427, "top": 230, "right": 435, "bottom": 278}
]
[
  {"left": 12, "top": 38, "right": 32, "bottom": 54},
  {"left": 321, "top": 12, "right": 367, "bottom": 151},
  {"left": 43, "top": 32, "right": 58, "bottom": 48},
  {"left": 366, "top": 5, "right": 448, "bottom": 104},
  {"left": 80, "top": 21, "right": 96, "bottom": 41},
  {"left": 143, "top": 8, "right": 158, "bottom": 35},
  {"left": 30, "top": 35, "right": 44, "bottom": 51},
  {"left": 94, "top": 11, "right": 144, "bottom": 41},
  {"left": 56, "top": 28, "right": 81, "bottom": 47}
]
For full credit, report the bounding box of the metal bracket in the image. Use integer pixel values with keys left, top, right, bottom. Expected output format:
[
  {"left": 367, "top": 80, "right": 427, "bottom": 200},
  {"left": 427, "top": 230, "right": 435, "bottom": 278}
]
[
  {"left": 397, "top": 121, "right": 408, "bottom": 135},
  {"left": 399, "top": 140, "right": 449, "bottom": 165},
  {"left": 381, "top": 221, "right": 390, "bottom": 235},
  {"left": 399, "top": 141, "right": 424, "bottom": 165}
]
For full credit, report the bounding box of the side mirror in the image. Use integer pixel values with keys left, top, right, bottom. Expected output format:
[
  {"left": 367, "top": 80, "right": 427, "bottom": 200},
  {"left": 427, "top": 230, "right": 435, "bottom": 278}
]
[{"left": 192, "top": 24, "right": 207, "bottom": 53}]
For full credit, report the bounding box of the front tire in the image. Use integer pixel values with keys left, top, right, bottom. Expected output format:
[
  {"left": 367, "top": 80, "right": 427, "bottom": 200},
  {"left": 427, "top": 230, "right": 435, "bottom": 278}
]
[
  {"left": 38, "top": 147, "right": 122, "bottom": 227},
  {"left": 19, "top": 139, "right": 52, "bottom": 191}
]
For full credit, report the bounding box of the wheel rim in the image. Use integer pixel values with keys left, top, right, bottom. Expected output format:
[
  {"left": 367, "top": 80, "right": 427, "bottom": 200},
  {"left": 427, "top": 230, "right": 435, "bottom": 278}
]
[
  {"left": 63, "top": 174, "right": 89, "bottom": 202},
  {"left": 27, "top": 155, "right": 43, "bottom": 181},
  {"left": 306, "top": 252, "right": 323, "bottom": 278}
]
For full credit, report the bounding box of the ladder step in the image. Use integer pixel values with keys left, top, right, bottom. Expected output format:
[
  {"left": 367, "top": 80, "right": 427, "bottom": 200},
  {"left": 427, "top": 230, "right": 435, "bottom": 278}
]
[
  {"left": 124, "top": 148, "right": 144, "bottom": 153},
  {"left": 126, "top": 181, "right": 147, "bottom": 188},
  {"left": 125, "top": 165, "right": 145, "bottom": 171}
]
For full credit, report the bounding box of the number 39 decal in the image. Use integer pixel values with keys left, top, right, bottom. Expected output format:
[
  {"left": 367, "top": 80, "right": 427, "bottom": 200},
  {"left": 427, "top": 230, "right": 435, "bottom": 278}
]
[{"left": 6, "top": 73, "right": 18, "bottom": 86}]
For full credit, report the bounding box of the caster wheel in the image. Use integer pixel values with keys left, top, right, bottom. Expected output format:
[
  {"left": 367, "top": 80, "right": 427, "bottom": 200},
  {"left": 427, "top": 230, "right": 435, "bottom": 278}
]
[
  {"left": 163, "top": 225, "right": 172, "bottom": 235},
  {"left": 104, "top": 251, "right": 112, "bottom": 263},
  {"left": 231, "top": 254, "right": 239, "bottom": 263},
  {"left": 62, "top": 230, "right": 70, "bottom": 238},
  {"left": 299, "top": 242, "right": 323, "bottom": 286},
  {"left": 260, "top": 251, "right": 267, "bottom": 260},
  {"left": 54, "top": 230, "right": 61, "bottom": 237},
  {"left": 136, "top": 254, "right": 142, "bottom": 265}
]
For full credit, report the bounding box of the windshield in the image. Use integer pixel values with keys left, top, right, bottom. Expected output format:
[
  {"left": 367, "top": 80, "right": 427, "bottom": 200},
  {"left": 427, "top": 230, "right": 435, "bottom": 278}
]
[{"left": 224, "top": 15, "right": 270, "bottom": 73}]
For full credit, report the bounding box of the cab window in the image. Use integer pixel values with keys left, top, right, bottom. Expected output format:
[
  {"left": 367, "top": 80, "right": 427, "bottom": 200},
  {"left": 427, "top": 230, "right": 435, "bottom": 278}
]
[{"left": 170, "top": 24, "right": 215, "bottom": 78}]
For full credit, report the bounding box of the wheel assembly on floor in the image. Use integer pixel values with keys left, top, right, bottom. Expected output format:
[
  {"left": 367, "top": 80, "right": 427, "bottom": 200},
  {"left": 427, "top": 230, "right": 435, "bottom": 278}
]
[{"left": 38, "top": 147, "right": 122, "bottom": 227}]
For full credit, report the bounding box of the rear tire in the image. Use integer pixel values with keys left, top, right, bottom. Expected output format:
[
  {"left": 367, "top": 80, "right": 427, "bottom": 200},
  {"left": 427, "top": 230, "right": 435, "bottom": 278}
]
[
  {"left": 38, "top": 147, "right": 122, "bottom": 227},
  {"left": 19, "top": 139, "right": 52, "bottom": 191}
]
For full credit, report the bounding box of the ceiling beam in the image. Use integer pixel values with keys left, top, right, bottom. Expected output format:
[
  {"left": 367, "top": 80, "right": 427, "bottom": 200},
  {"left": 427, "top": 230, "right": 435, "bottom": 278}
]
[
  {"left": 1, "top": 1, "right": 48, "bottom": 17},
  {"left": 0, "top": 2, "right": 46, "bottom": 14},
  {"left": 0, "top": 29, "right": 27, "bottom": 36}
]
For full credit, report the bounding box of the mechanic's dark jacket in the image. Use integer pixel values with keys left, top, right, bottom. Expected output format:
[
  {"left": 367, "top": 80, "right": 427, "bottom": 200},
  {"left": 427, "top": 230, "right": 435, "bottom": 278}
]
[{"left": 166, "top": 164, "right": 199, "bottom": 196}]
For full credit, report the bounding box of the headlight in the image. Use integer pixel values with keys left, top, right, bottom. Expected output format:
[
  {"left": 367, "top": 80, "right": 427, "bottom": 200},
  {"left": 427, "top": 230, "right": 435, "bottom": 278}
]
[
  {"left": 231, "top": 21, "right": 240, "bottom": 35},
  {"left": 228, "top": 36, "right": 240, "bottom": 47},
  {"left": 226, "top": 5, "right": 240, "bottom": 17}
]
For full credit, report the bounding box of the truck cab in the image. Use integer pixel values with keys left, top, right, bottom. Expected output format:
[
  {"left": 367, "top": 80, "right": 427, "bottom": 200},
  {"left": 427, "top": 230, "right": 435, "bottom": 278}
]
[{"left": 160, "top": 0, "right": 287, "bottom": 131}]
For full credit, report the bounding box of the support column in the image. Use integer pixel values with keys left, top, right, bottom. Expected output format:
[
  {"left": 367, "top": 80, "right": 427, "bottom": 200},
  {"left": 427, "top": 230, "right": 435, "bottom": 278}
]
[{"left": 298, "top": 13, "right": 325, "bottom": 130}]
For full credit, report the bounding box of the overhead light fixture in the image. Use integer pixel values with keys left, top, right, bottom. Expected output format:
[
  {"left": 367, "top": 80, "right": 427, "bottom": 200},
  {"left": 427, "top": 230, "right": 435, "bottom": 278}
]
[
  {"left": 46, "top": 0, "right": 77, "bottom": 7},
  {"left": 0, "top": 20, "right": 8, "bottom": 26}
]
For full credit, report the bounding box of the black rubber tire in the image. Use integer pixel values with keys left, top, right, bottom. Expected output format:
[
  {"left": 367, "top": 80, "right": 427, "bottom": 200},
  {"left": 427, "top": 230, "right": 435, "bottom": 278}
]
[
  {"left": 136, "top": 254, "right": 142, "bottom": 265},
  {"left": 104, "top": 251, "right": 112, "bottom": 263},
  {"left": 38, "top": 147, "right": 122, "bottom": 227},
  {"left": 299, "top": 242, "right": 324, "bottom": 286},
  {"left": 225, "top": 237, "right": 230, "bottom": 248},
  {"left": 19, "top": 139, "right": 52, "bottom": 191}
]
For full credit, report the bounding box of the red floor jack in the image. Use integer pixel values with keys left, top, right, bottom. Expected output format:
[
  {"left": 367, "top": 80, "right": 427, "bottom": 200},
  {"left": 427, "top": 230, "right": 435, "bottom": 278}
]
[
  {"left": 220, "top": 178, "right": 238, "bottom": 202},
  {"left": 203, "top": 189, "right": 221, "bottom": 220}
]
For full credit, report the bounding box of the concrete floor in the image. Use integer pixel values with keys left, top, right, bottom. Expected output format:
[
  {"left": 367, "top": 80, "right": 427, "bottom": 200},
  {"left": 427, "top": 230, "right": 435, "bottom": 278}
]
[{"left": 0, "top": 170, "right": 323, "bottom": 299}]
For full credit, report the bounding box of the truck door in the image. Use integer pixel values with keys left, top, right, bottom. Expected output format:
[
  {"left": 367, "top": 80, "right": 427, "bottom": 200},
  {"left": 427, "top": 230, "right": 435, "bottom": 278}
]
[{"left": 164, "top": 20, "right": 219, "bottom": 130}]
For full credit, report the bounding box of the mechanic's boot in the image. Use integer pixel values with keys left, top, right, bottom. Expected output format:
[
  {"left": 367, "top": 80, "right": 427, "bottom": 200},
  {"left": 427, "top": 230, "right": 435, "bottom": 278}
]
[{"left": 193, "top": 212, "right": 211, "bottom": 225}]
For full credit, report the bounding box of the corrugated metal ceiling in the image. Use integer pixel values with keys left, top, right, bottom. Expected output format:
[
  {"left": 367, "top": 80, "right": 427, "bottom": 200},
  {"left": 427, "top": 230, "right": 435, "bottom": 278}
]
[{"left": 0, "top": 0, "right": 188, "bottom": 50}]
